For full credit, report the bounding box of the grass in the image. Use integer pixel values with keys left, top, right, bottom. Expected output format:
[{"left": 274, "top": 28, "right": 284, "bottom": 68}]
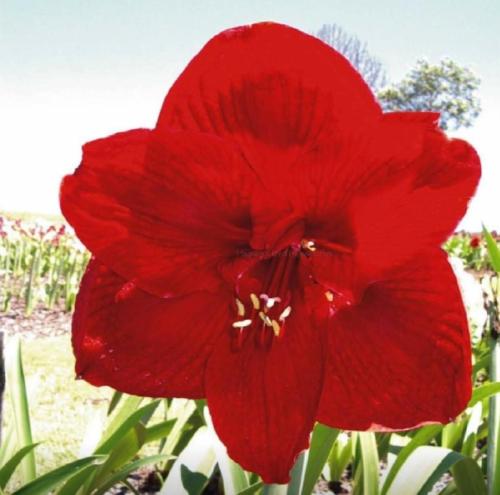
[{"left": 2, "top": 335, "right": 112, "bottom": 476}]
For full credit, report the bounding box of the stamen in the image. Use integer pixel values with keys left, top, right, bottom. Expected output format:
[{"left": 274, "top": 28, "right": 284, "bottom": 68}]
[
  {"left": 325, "top": 291, "right": 334, "bottom": 302},
  {"left": 258, "top": 311, "right": 273, "bottom": 327},
  {"left": 235, "top": 298, "right": 245, "bottom": 316},
  {"left": 250, "top": 293, "right": 260, "bottom": 310},
  {"left": 232, "top": 319, "right": 252, "bottom": 328},
  {"left": 278, "top": 305, "right": 292, "bottom": 321},
  {"left": 271, "top": 319, "right": 281, "bottom": 336}
]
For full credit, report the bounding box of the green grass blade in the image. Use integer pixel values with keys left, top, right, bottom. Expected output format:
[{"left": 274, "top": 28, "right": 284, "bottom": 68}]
[
  {"left": 301, "top": 424, "right": 339, "bottom": 495},
  {"left": 382, "top": 425, "right": 442, "bottom": 495},
  {"left": 6, "top": 338, "right": 36, "bottom": 482},
  {"left": 483, "top": 226, "right": 500, "bottom": 272},
  {"left": 358, "top": 432, "right": 379, "bottom": 495},
  {"left": 0, "top": 444, "right": 39, "bottom": 489},
  {"left": 12, "top": 456, "right": 105, "bottom": 495}
]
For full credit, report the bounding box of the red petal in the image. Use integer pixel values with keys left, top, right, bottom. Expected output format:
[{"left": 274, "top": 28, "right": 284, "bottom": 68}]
[
  {"left": 206, "top": 295, "right": 326, "bottom": 483},
  {"left": 348, "top": 113, "right": 481, "bottom": 278},
  {"left": 73, "top": 260, "right": 230, "bottom": 398},
  {"left": 61, "top": 129, "right": 253, "bottom": 297},
  {"left": 317, "top": 250, "right": 472, "bottom": 431},
  {"left": 157, "top": 22, "right": 380, "bottom": 180}
]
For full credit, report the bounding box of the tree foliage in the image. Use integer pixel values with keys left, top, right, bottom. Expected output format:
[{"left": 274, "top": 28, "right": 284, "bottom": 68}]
[
  {"left": 316, "top": 24, "right": 387, "bottom": 91},
  {"left": 377, "top": 59, "right": 481, "bottom": 130}
]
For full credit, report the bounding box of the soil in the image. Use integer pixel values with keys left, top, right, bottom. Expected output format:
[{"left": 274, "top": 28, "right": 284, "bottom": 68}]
[{"left": 0, "top": 300, "right": 71, "bottom": 339}]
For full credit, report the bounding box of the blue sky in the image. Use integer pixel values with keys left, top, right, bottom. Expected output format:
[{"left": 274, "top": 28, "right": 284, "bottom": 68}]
[{"left": 1, "top": 0, "right": 499, "bottom": 229}]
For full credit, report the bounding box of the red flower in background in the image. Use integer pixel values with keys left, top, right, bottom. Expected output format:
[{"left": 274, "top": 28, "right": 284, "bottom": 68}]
[
  {"left": 60, "top": 23, "right": 480, "bottom": 483},
  {"left": 470, "top": 234, "right": 481, "bottom": 248}
]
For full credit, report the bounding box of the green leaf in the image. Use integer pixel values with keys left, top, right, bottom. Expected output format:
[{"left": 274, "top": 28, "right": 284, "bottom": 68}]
[
  {"left": 382, "top": 425, "right": 442, "bottom": 495},
  {"left": 97, "top": 395, "right": 143, "bottom": 449},
  {"left": 452, "top": 458, "right": 487, "bottom": 495},
  {"left": 90, "top": 424, "right": 147, "bottom": 490},
  {"left": 0, "top": 444, "right": 39, "bottom": 489},
  {"left": 487, "top": 340, "right": 500, "bottom": 495},
  {"left": 385, "top": 446, "right": 463, "bottom": 495},
  {"left": 160, "top": 399, "right": 197, "bottom": 462},
  {"left": 358, "top": 432, "right": 379, "bottom": 495},
  {"left": 469, "top": 382, "right": 500, "bottom": 407},
  {"left": 483, "top": 226, "right": 500, "bottom": 272},
  {"left": 55, "top": 465, "right": 101, "bottom": 495},
  {"left": 462, "top": 402, "right": 483, "bottom": 458},
  {"left": 12, "top": 456, "right": 105, "bottom": 495},
  {"left": 95, "top": 400, "right": 160, "bottom": 455},
  {"left": 143, "top": 418, "right": 176, "bottom": 444},
  {"left": 180, "top": 465, "right": 209, "bottom": 495},
  {"left": 327, "top": 433, "right": 352, "bottom": 482},
  {"left": 301, "top": 424, "right": 339, "bottom": 495},
  {"left": 93, "top": 454, "right": 171, "bottom": 495},
  {"left": 237, "top": 481, "right": 264, "bottom": 495},
  {"left": 441, "top": 420, "right": 466, "bottom": 450},
  {"left": 160, "top": 426, "right": 216, "bottom": 495},
  {"left": 6, "top": 338, "right": 36, "bottom": 482},
  {"left": 106, "top": 390, "right": 123, "bottom": 416},
  {"left": 287, "top": 452, "right": 306, "bottom": 495},
  {"left": 262, "top": 485, "right": 287, "bottom": 495}
]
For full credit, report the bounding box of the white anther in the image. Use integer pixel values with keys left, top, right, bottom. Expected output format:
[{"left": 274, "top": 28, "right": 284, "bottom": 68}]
[
  {"left": 278, "top": 306, "right": 292, "bottom": 321},
  {"left": 235, "top": 298, "right": 245, "bottom": 317},
  {"left": 325, "top": 291, "right": 334, "bottom": 302},
  {"left": 232, "top": 319, "right": 252, "bottom": 328}
]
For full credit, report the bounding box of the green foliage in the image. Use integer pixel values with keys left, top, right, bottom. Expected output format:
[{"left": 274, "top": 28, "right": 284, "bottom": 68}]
[
  {"left": 0, "top": 216, "right": 89, "bottom": 315},
  {"left": 377, "top": 58, "right": 481, "bottom": 130}
]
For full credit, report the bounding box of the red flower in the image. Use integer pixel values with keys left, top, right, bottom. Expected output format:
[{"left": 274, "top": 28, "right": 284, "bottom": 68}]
[
  {"left": 60, "top": 23, "right": 480, "bottom": 483},
  {"left": 470, "top": 234, "right": 481, "bottom": 248}
]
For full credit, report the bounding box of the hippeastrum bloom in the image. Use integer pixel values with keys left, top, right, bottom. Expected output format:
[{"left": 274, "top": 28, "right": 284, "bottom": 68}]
[{"left": 60, "top": 22, "right": 480, "bottom": 483}]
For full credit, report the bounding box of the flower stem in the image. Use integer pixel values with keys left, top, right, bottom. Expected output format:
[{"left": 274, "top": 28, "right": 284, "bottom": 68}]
[{"left": 262, "top": 484, "right": 288, "bottom": 495}]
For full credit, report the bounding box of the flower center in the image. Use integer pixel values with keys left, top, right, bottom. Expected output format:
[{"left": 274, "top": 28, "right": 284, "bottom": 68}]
[
  {"left": 232, "top": 248, "right": 297, "bottom": 349},
  {"left": 231, "top": 240, "right": 319, "bottom": 350}
]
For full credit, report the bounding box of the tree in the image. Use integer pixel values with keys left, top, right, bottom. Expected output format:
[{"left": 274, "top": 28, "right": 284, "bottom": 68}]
[
  {"left": 316, "top": 23, "right": 387, "bottom": 91},
  {"left": 377, "top": 59, "right": 481, "bottom": 131}
]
